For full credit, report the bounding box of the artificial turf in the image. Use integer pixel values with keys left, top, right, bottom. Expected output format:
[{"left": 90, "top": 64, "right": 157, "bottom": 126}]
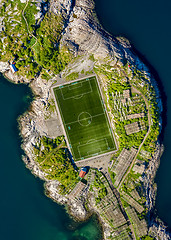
[{"left": 53, "top": 76, "right": 116, "bottom": 161}]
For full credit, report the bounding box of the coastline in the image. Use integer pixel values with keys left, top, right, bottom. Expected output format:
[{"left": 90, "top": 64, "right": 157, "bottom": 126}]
[{"left": 0, "top": 0, "right": 170, "bottom": 239}]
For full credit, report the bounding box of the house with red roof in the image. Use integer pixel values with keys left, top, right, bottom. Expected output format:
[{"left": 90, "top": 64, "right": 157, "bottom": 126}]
[{"left": 79, "top": 167, "right": 87, "bottom": 178}]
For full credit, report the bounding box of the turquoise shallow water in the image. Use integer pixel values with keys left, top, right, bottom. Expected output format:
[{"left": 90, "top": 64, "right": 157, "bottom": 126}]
[
  {"left": 0, "top": 75, "right": 102, "bottom": 240},
  {"left": 95, "top": 0, "right": 171, "bottom": 229}
]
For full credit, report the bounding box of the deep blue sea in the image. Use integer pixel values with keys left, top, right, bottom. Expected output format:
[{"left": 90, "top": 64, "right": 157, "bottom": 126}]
[
  {"left": 95, "top": 0, "right": 171, "bottom": 229},
  {"left": 0, "top": 76, "right": 102, "bottom": 240}
]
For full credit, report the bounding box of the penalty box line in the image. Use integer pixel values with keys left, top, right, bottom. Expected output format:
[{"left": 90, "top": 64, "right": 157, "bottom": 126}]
[
  {"left": 52, "top": 88, "right": 77, "bottom": 160},
  {"left": 60, "top": 78, "right": 93, "bottom": 100},
  {"left": 77, "top": 138, "right": 109, "bottom": 159},
  {"left": 68, "top": 82, "right": 82, "bottom": 90}
]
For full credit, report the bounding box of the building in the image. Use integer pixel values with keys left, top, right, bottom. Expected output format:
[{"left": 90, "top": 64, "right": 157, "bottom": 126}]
[
  {"left": 79, "top": 167, "right": 87, "bottom": 178},
  {"left": 10, "top": 63, "right": 18, "bottom": 73}
]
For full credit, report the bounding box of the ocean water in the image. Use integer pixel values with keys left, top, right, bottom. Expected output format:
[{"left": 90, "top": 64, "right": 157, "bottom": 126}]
[
  {"left": 0, "top": 75, "right": 102, "bottom": 240},
  {"left": 95, "top": 0, "right": 171, "bottom": 229}
]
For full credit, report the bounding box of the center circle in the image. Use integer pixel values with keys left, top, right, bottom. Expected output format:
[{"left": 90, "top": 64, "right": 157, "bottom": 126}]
[{"left": 78, "top": 112, "right": 92, "bottom": 126}]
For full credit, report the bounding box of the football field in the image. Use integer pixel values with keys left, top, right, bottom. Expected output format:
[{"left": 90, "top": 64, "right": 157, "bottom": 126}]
[{"left": 52, "top": 76, "right": 116, "bottom": 161}]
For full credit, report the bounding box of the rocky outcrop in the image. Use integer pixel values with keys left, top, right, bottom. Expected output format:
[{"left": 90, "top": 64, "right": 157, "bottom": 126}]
[
  {"left": 0, "top": 61, "right": 9, "bottom": 73},
  {"left": 143, "top": 143, "right": 171, "bottom": 239},
  {"left": 62, "top": 0, "right": 124, "bottom": 59},
  {"left": 144, "top": 142, "right": 162, "bottom": 212},
  {"left": 149, "top": 219, "right": 171, "bottom": 240}
]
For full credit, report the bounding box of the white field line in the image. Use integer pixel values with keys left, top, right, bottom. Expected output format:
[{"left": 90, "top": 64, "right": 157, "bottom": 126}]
[
  {"left": 51, "top": 88, "right": 76, "bottom": 160},
  {"left": 78, "top": 137, "right": 108, "bottom": 148},
  {"left": 95, "top": 75, "right": 118, "bottom": 151},
  {"left": 66, "top": 112, "right": 104, "bottom": 126},
  {"left": 52, "top": 74, "right": 97, "bottom": 88},
  {"left": 55, "top": 97, "right": 75, "bottom": 157},
  {"left": 94, "top": 78, "right": 116, "bottom": 148},
  {"left": 77, "top": 138, "right": 109, "bottom": 159},
  {"left": 75, "top": 149, "right": 117, "bottom": 163},
  {"left": 78, "top": 147, "right": 113, "bottom": 160},
  {"left": 77, "top": 147, "right": 82, "bottom": 159},
  {"left": 60, "top": 78, "right": 92, "bottom": 100},
  {"left": 87, "top": 148, "right": 101, "bottom": 156},
  {"left": 68, "top": 82, "right": 82, "bottom": 90},
  {"left": 51, "top": 75, "right": 118, "bottom": 161}
]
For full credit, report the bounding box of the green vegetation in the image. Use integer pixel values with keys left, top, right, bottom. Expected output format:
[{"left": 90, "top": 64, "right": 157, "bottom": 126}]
[
  {"left": 129, "top": 67, "right": 160, "bottom": 154},
  {"left": 65, "top": 72, "right": 79, "bottom": 81},
  {"left": 95, "top": 61, "right": 160, "bottom": 156},
  {"left": 140, "top": 236, "right": 155, "bottom": 240},
  {"left": 93, "top": 171, "right": 107, "bottom": 204},
  {"left": 108, "top": 168, "right": 116, "bottom": 185},
  {"left": 0, "top": 0, "right": 73, "bottom": 78},
  {"left": 35, "top": 13, "right": 72, "bottom": 73},
  {"left": 95, "top": 64, "right": 148, "bottom": 150},
  {"left": 88, "top": 54, "right": 95, "bottom": 62},
  {"left": 40, "top": 70, "right": 52, "bottom": 81},
  {"left": 53, "top": 76, "right": 116, "bottom": 161},
  {"left": 34, "top": 136, "right": 78, "bottom": 194},
  {"left": 43, "top": 98, "right": 56, "bottom": 119},
  {"left": 95, "top": 61, "right": 160, "bottom": 239},
  {"left": 23, "top": 0, "right": 38, "bottom": 32},
  {"left": 108, "top": 79, "right": 131, "bottom": 94},
  {"left": 81, "top": 69, "right": 85, "bottom": 74}
]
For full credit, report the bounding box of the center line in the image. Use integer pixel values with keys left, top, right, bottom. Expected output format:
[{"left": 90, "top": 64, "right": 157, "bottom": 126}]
[{"left": 65, "top": 113, "right": 105, "bottom": 126}]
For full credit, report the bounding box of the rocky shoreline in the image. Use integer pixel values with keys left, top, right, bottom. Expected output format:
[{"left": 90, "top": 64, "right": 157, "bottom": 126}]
[{"left": 0, "top": 0, "right": 171, "bottom": 239}]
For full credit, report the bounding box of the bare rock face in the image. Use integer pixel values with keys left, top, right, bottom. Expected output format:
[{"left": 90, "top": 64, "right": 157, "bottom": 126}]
[
  {"left": 50, "top": 0, "right": 72, "bottom": 16},
  {"left": 45, "top": 181, "right": 87, "bottom": 220},
  {"left": 144, "top": 142, "right": 162, "bottom": 211},
  {"left": 45, "top": 181, "right": 68, "bottom": 204},
  {"left": 0, "top": 61, "right": 9, "bottom": 73},
  {"left": 149, "top": 220, "right": 171, "bottom": 240},
  {"left": 68, "top": 199, "right": 87, "bottom": 220},
  {"left": 62, "top": 0, "right": 125, "bottom": 59}
]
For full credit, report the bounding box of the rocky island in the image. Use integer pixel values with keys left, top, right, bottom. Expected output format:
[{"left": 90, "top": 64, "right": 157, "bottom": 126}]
[{"left": 0, "top": 0, "right": 170, "bottom": 239}]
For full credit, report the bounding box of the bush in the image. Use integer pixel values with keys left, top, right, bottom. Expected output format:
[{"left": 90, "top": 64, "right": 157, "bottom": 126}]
[{"left": 34, "top": 136, "right": 78, "bottom": 193}]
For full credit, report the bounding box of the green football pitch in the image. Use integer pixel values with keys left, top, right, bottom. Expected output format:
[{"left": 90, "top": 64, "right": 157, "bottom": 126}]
[{"left": 53, "top": 76, "right": 116, "bottom": 161}]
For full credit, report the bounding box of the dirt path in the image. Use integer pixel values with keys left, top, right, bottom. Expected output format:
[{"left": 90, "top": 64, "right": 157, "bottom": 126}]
[
  {"left": 40, "top": 141, "right": 65, "bottom": 165},
  {"left": 22, "top": 0, "right": 38, "bottom": 48},
  {"left": 116, "top": 65, "right": 152, "bottom": 190}
]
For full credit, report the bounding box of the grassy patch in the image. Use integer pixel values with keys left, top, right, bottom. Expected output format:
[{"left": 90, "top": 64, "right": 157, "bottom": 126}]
[
  {"left": 65, "top": 72, "right": 79, "bottom": 81},
  {"left": 0, "top": 4, "right": 73, "bottom": 78},
  {"left": 34, "top": 136, "right": 78, "bottom": 194}
]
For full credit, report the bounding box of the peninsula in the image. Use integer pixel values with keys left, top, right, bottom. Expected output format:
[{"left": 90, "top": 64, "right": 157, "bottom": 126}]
[{"left": 0, "top": 0, "right": 169, "bottom": 239}]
